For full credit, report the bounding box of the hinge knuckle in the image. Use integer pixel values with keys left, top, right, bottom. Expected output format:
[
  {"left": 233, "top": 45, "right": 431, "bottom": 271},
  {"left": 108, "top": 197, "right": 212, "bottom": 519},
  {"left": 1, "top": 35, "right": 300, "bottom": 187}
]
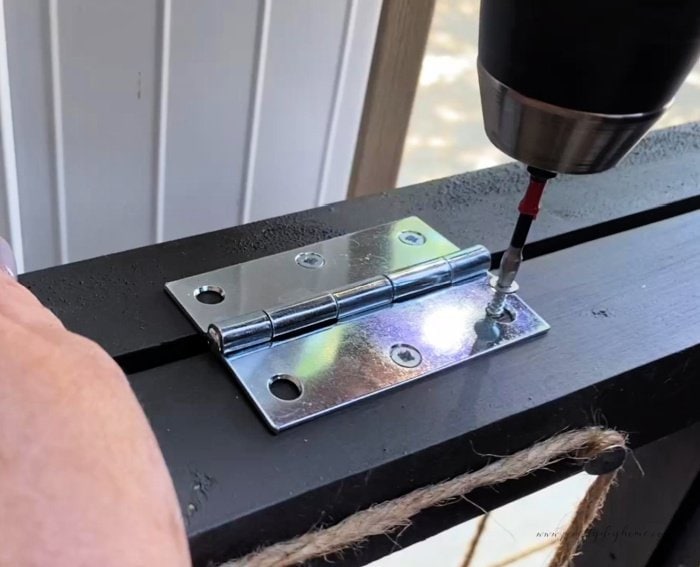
[
  {"left": 388, "top": 258, "right": 452, "bottom": 300},
  {"left": 267, "top": 294, "right": 338, "bottom": 339},
  {"left": 446, "top": 245, "right": 491, "bottom": 283},
  {"left": 212, "top": 311, "right": 272, "bottom": 355},
  {"left": 207, "top": 245, "right": 492, "bottom": 355},
  {"left": 334, "top": 276, "right": 393, "bottom": 319}
]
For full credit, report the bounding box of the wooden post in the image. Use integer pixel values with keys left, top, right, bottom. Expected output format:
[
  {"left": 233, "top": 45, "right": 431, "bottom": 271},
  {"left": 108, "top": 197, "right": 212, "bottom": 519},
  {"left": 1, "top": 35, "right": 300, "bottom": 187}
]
[{"left": 348, "top": 0, "right": 436, "bottom": 199}]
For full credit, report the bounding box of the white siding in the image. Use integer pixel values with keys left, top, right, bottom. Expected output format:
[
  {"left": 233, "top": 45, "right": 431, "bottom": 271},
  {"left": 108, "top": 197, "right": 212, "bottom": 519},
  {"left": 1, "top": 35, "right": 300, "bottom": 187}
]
[
  {"left": 0, "top": 0, "right": 23, "bottom": 272},
  {"left": 161, "top": 0, "right": 259, "bottom": 241},
  {"left": 1, "top": 0, "right": 381, "bottom": 271}
]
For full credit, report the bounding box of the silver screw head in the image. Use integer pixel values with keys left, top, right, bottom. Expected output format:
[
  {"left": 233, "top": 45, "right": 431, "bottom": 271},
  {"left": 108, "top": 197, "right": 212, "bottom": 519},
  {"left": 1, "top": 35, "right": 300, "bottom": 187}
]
[
  {"left": 295, "top": 251, "right": 325, "bottom": 269},
  {"left": 390, "top": 343, "right": 422, "bottom": 368},
  {"left": 398, "top": 230, "right": 426, "bottom": 246}
]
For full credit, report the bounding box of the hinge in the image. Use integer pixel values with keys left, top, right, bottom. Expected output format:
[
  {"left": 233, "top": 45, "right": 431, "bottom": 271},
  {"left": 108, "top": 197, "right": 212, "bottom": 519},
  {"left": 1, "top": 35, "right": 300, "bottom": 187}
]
[
  {"left": 165, "top": 217, "right": 549, "bottom": 432},
  {"left": 207, "top": 246, "right": 490, "bottom": 356}
]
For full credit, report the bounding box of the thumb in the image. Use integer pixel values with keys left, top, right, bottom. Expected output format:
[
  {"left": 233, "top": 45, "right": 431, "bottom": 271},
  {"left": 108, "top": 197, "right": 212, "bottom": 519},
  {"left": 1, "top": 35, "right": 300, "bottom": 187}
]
[{"left": 0, "top": 237, "right": 17, "bottom": 279}]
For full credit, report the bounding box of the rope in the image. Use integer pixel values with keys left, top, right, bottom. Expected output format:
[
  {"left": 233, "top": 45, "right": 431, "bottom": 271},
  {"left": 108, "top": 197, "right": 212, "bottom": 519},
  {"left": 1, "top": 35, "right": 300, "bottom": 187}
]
[
  {"left": 223, "top": 428, "right": 626, "bottom": 567},
  {"left": 488, "top": 539, "right": 557, "bottom": 567},
  {"left": 548, "top": 471, "right": 620, "bottom": 567},
  {"left": 461, "top": 513, "right": 489, "bottom": 567}
]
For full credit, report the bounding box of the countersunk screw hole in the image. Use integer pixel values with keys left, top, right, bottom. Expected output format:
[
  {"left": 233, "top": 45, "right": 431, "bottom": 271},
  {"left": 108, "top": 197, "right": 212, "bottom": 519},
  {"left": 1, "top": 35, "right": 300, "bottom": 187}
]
[
  {"left": 390, "top": 344, "right": 422, "bottom": 368},
  {"left": 497, "top": 309, "right": 515, "bottom": 324},
  {"left": 295, "top": 252, "right": 325, "bottom": 269},
  {"left": 398, "top": 230, "right": 427, "bottom": 246},
  {"left": 269, "top": 374, "right": 303, "bottom": 401},
  {"left": 195, "top": 285, "right": 225, "bottom": 304}
]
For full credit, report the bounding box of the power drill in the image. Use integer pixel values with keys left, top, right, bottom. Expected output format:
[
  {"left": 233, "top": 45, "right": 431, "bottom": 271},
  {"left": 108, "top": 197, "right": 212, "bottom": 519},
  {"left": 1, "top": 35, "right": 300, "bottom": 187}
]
[{"left": 477, "top": 0, "right": 700, "bottom": 316}]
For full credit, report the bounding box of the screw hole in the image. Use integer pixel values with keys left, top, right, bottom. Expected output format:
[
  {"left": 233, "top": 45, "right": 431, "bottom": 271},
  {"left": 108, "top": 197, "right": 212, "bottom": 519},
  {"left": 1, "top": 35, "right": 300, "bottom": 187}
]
[
  {"left": 269, "top": 374, "right": 302, "bottom": 401},
  {"left": 497, "top": 309, "right": 515, "bottom": 324},
  {"left": 195, "top": 285, "right": 225, "bottom": 304},
  {"left": 390, "top": 343, "right": 422, "bottom": 368},
  {"left": 398, "top": 230, "right": 426, "bottom": 246},
  {"left": 295, "top": 252, "right": 325, "bottom": 269}
]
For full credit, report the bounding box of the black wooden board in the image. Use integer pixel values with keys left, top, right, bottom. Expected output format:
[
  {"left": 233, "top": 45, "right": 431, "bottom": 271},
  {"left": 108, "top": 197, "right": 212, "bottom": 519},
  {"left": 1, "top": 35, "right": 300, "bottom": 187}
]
[
  {"left": 21, "top": 124, "right": 700, "bottom": 566},
  {"left": 20, "top": 124, "right": 700, "bottom": 372},
  {"left": 128, "top": 212, "right": 700, "bottom": 566}
]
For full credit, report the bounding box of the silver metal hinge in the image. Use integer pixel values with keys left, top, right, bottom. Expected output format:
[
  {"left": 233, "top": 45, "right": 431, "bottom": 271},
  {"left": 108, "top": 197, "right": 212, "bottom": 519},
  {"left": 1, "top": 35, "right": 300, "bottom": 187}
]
[
  {"left": 165, "top": 217, "right": 549, "bottom": 432},
  {"left": 207, "top": 246, "right": 490, "bottom": 356}
]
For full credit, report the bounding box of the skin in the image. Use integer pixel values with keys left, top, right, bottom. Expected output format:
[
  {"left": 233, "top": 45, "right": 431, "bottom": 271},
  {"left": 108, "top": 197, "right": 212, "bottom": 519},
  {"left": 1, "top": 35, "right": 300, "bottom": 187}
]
[{"left": 0, "top": 262, "right": 191, "bottom": 566}]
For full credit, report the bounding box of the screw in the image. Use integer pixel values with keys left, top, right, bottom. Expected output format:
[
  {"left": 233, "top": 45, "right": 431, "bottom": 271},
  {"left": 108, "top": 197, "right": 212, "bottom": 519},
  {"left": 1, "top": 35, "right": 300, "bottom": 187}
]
[
  {"left": 295, "top": 251, "right": 325, "bottom": 269},
  {"left": 486, "top": 291, "right": 508, "bottom": 318},
  {"left": 390, "top": 343, "right": 422, "bottom": 368},
  {"left": 398, "top": 230, "right": 426, "bottom": 246},
  {"left": 584, "top": 445, "right": 627, "bottom": 475}
]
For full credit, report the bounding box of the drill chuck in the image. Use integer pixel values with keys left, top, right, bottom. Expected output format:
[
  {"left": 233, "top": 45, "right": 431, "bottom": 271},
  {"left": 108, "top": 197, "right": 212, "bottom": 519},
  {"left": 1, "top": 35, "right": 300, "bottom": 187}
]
[{"left": 478, "top": 0, "right": 700, "bottom": 174}]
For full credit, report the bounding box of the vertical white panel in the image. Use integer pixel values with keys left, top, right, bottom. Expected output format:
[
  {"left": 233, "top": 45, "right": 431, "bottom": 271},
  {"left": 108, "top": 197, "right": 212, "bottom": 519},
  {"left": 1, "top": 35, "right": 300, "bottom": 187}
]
[
  {"left": 49, "top": 0, "right": 68, "bottom": 264},
  {"left": 319, "top": 0, "right": 382, "bottom": 205},
  {"left": 58, "top": 0, "right": 159, "bottom": 262},
  {"left": 0, "top": 116, "right": 8, "bottom": 243},
  {"left": 161, "top": 0, "right": 258, "bottom": 242},
  {"left": 154, "top": 0, "right": 171, "bottom": 243},
  {"left": 3, "top": 0, "right": 55, "bottom": 270},
  {"left": 0, "top": 0, "right": 23, "bottom": 272},
  {"left": 2, "top": 0, "right": 380, "bottom": 268},
  {"left": 240, "top": 0, "right": 270, "bottom": 225},
  {"left": 246, "top": 0, "right": 349, "bottom": 222}
]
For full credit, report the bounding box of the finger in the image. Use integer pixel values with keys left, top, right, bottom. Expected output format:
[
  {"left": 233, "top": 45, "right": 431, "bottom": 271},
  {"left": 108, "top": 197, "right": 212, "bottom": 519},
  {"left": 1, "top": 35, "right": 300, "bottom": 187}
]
[
  {"left": 0, "top": 237, "right": 16, "bottom": 280},
  {"left": 0, "top": 239, "right": 62, "bottom": 327},
  {"left": 0, "top": 276, "right": 66, "bottom": 333}
]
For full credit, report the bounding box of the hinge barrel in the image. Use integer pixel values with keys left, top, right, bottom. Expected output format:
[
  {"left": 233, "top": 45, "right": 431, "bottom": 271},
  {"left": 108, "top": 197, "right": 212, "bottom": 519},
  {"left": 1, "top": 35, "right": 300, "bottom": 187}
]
[
  {"left": 210, "top": 244, "right": 491, "bottom": 356},
  {"left": 389, "top": 258, "right": 452, "bottom": 300},
  {"left": 268, "top": 294, "right": 337, "bottom": 339},
  {"left": 334, "top": 276, "right": 393, "bottom": 319}
]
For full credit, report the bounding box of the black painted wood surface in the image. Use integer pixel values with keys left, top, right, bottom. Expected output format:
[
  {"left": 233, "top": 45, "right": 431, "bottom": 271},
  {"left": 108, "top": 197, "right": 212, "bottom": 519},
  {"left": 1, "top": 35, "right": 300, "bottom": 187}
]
[
  {"left": 22, "top": 124, "right": 700, "bottom": 566},
  {"left": 133, "top": 212, "right": 698, "bottom": 565}
]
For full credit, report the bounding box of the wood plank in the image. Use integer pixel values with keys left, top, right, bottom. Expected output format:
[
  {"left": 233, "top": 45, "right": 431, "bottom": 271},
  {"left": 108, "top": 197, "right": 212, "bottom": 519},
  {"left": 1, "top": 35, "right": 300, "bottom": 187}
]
[
  {"left": 348, "top": 0, "right": 436, "bottom": 198},
  {"left": 19, "top": 124, "right": 700, "bottom": 368},
  {"left": 126, "top": 211, "right": 700, "bottom": 566}
]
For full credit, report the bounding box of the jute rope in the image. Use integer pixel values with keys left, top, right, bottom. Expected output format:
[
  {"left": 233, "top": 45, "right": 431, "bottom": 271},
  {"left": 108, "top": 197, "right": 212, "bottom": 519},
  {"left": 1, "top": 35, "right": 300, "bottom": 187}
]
[
  {"left": 224, "top": 427, "right": 626, "bottom": 567},
  {"left": 548, "top": 471, "right": 619, "bottom": 567},
  {"left": 460, "top": 513, "right": 489, "bottom": 567}
]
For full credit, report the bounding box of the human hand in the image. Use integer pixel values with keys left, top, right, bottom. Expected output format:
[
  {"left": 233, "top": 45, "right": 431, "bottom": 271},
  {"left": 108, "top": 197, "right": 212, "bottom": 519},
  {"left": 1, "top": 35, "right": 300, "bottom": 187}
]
[
  {"left": 0, "top": 239, "right": 190, "bottom": 567},
  {"left": 0, "top": 236, "right": 16, "bottom": 279}
]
